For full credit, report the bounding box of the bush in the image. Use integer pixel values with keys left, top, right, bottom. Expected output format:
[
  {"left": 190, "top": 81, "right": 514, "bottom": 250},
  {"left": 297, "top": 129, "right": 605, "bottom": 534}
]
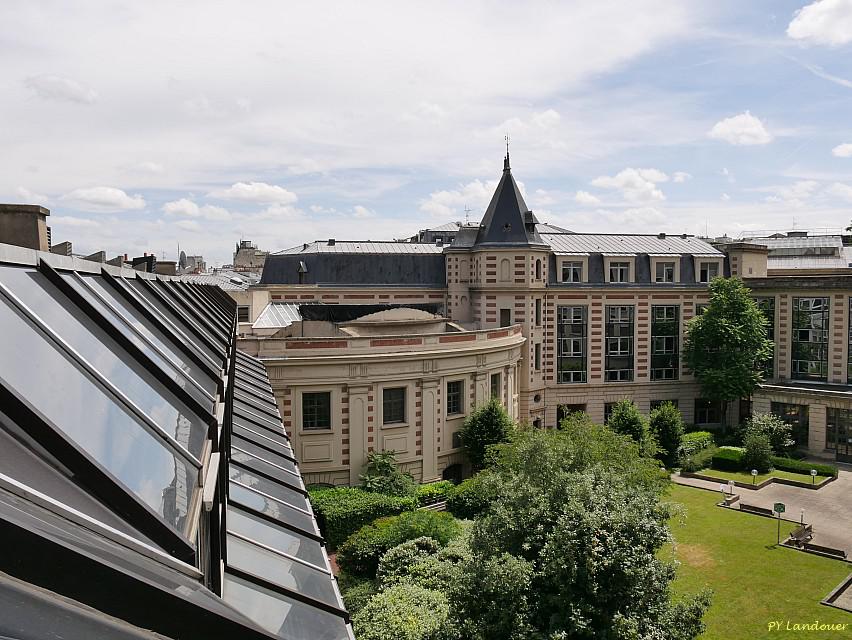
[
  {"left": 376, "top": 537, "right": 441, "bottom": 586},
  {"left": 352, "top": 583, "right": 450, "bottom": 640},
  {"left": 710, "top": 446, "right": 744, "bottom": 471},
  {"left": 741, "top": 413, "right": 795, "bottom": 456},
  {"left": 308, "top": 487, "right": 416, "bottom": 548},
  {"left": 679, "top": 431, "right": 715, "bottom": 458},
  {"left": 459, "top": 398, "right": 515, "bottom": 470},
  {"left": 743, "top": 431, "right": 772, "bottom": 473},
  {"left": 415, "top": 481, "right": 455, "bottom": 507},
  {"left": 337, "top": 510, "right": 462, "bottom": 578},
  {"left": 771, "top": 456, "right": 838, "bottom": 478},
  {"left": 342, "top": 579, "right": 378, "bottom": 616},
  {"left": 680, "top": 446, "right": 718, "bottom": 473},
  {"left": 607, "top": 399, "right": 649, "bottom": 442},
  {"left": 446, "top": 476, "right": 494, "bottom": 519},
  {"left": 649, "top": 401, "right": 685, "bottom": 466},
  {"left": 360, "top": 450, "right": 418, "bottom": 498}
]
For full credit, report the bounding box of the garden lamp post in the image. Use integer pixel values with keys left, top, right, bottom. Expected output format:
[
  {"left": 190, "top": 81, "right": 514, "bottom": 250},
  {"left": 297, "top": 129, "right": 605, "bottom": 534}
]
[
  {"left": 810, "top": 469, "right": 817, "bottom": 485},
  {"left": 800, "top": 508, "right": 805, "bottom": 525},
  {"left": 718, "top": 483, "right": 725, "bottom": 502},
  {"left": 751, "top": 469, "right": 758, "bottom": 485}
]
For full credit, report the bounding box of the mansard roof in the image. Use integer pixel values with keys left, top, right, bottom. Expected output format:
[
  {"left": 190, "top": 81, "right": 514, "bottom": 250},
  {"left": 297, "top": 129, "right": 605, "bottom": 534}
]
[{"left": 473, "top": 155, "right": 547, "bottom": 248}]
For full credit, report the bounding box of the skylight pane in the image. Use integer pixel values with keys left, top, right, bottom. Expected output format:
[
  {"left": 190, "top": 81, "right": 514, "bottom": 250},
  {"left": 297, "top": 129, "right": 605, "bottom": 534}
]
[{"left": 227, "top": 506, "right": 326, "bottom": 570}]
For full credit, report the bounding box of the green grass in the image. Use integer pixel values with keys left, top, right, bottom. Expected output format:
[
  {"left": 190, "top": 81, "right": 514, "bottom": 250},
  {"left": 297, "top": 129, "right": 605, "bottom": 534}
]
[
  {"left": 697, "top": 468, "right": 831, "bottom": 485},
  {"left": 665, "top": 485, "right": 851, "bottom": 640}
]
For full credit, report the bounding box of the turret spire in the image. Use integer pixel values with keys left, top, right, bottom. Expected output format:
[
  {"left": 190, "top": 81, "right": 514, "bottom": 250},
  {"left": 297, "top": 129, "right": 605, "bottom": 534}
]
[{"left": 504, "top": 133, "right": 511, "bottom": 172}]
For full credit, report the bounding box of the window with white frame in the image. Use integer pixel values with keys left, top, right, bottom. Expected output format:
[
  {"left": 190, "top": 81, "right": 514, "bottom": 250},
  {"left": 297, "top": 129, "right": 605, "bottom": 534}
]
[
  {"left": 609, "top": 262, "right": 630, "bottom": 283},
  {"left": 698, "top": 261, "right": 719, "bottom": 283},
  {"left": 557, "top": 306, "right": 587, "bottom": 383},
  {"left": 562, "top": 261, "right": 583, "bottom": 283},
  {"left": 302, "top": 392, "right": 331, "bottom": 430},
  {"left": 382, "top": 387, "right": 406, "bottom": 424},
  {"left": 446, "top": 380, "right": 464, "bottom": 415},
  {"left": 655, "top": 262, "right": 675, "bottom": 283},
  {"left": 605, "top": 305, "right": 634, "bottom": 381}
]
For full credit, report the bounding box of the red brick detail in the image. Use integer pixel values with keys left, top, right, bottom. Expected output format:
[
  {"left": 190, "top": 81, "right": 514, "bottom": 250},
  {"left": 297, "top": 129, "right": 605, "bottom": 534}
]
[
  {"left": 370, "top": 337, "right": 423, "bottom": 347},
  {"left": 343, "top": 294, "right": 375, "bottom": 299},
  {"left": 487, "top": 329, "right": 509, "bottom": 339},
  {"left": 286, "top": 340, "right": 348, "bottom": 349},
  {"left": 439, "top": 334, "right": 477, "bottom": 343}
]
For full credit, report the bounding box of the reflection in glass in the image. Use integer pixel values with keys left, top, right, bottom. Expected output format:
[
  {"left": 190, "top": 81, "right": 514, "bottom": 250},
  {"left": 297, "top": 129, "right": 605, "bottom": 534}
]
[
  {"left": 232, "top": 436, "right": 298, "bottom": 474},
  {"left": 229, "top": 484, "right": 316, "bottom": 536},
  {"left": 0, "top": 296, "right": 194, "bottom": 533}
]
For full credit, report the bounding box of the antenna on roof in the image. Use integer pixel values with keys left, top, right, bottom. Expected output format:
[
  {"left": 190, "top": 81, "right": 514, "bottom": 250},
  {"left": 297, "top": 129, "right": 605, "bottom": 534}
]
[
  {"left": 464, "top": 205, "right": 472, "bottom": 225},
  {"left": 504, "top": 133, "right": 511, "bottom": 171}
]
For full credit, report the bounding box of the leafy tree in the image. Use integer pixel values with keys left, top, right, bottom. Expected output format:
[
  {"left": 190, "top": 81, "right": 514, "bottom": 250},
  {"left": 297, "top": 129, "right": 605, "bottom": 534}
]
[
  {"left": 360, "top": 450, "right": 417, "bottom": 497},
  {"left": 741, "top": 413, "right": 795, "bottom": 456},
  {"left": 684, "top": 277, "right": 773, "bottom": 430},
  {"left": 459, "top": 397, "right": 515, "bottom": 471},
  {"left": 650, "top": 401, "right": 685, "bottom": 467},
  {"left": 607, "top": 398, "right": 649, "bottom": 442},
  {"left": 352, "top": 583, "right": 449, "bottom": 640},
  {"left": 742, "top": 430, "right": 772, "bottom": 473}
]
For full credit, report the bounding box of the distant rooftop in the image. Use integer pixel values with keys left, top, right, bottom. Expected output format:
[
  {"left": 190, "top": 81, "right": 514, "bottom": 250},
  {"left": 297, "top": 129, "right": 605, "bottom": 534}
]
[{"left": 541, "top": 233, "right": 721, "bottom": 256}]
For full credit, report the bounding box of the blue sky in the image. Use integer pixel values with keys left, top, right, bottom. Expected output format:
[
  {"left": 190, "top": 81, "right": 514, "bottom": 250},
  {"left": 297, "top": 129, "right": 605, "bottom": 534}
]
[{"left": 2, "top": 0, "right": 852, "bottom": 266}]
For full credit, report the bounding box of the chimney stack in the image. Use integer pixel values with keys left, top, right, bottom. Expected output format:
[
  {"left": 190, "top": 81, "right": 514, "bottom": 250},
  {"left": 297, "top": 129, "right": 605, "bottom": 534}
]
[{"left": 0, "top": 204, "right": 51, "bottom": 252}]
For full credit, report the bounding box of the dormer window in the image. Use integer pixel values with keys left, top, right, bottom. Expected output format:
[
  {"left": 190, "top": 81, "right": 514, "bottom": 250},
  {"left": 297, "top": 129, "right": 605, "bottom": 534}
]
[
  {"left": 655, "top": 262, "right": 675, "bottom": 283},
  {"left": 699, "top": 262, "right": 720, "bottom": 283},
  {"left": 609, "top": 262, "right": 630, "bottom": 283},
  {"left": 562, "top": 261, "right": 583, "bottom": 283}
]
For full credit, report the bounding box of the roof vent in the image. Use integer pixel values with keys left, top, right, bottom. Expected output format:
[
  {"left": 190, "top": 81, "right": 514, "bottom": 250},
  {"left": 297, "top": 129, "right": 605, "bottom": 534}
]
[
  {"left": 327, "top": 238, "right": 335, "bottom": 246},
  {"left": 436, "top": 238, "right": 443, "bottom": 247},
  {"left": 681, "top": 233, "right": 688, "bottom": 239},
  {"left": 303, "top": 243, "right": 309, "bottom": 250},
  {"left": 658, "top": 232, "right": 666, "bottom": 239},
  {"left": 298, "top": 261, "right": 308, "bottom": 273}
]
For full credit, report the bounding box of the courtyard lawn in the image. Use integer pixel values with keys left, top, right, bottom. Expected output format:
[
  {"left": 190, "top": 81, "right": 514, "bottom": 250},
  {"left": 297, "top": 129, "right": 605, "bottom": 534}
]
[
  {"left": 694, "top": 468, "right": 831, "bottom": 486},
  {"left": 665, "top": 484, "right": 851, "bottom": 640}
]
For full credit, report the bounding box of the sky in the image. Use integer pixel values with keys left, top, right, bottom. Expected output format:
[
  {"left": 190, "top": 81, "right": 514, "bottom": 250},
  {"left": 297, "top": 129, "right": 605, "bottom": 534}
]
[{"left": 2, "top": 0, "right": 852, "bottom": 266}]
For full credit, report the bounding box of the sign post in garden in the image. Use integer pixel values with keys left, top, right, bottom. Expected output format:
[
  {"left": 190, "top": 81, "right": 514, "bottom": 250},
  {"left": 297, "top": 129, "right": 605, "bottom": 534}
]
[{"left": 774, "top": 502, "right": 786, "bottom": 545}]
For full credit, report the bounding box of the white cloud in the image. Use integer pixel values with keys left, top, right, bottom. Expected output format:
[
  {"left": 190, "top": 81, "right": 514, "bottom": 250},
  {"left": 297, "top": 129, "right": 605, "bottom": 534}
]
[
  {"left": 61, "top": 187, "right": 145, "bottom": 212},
  {"left": 787, "top": 0, "right": 852, "bottom": 46},
  {"left": 828, "top": 182, "right": 852, "bottom": 202},
  {"left": 15, "top": 186, "right": 49, "bottom": 205},
  {"left": 162, "top": 198, "right": 231, "bottom": 220},
  {"left": 619, "top": 206, "right": 665, "bottom": 225},
  {"left": 175, "top": 219, "right": 201, "bottom": 232},
  {"left": 574, "top": 190, "right": 601, "bottom": 205},
  {"left": 134, "top": 161, "right": 165, "bottom": 174},
  {"left": 832, "top": 143, "right": 852, "bottom": 158},
  {"left": 708, "top": 111, "right": 773, "bottom": 146},
  {"left": 209, "top": 182, "right": 297, "bottom": 204},
  {"left": 721, "top": 193, "right": 731, "bottom": 201},
  {"left": 760, "top": 180, "right": 820, "bottom": 207},
  {"left": 353, "top": 205, "right": 376, "bottom": 218},
  {"left": 590, "top": 168, "right": 668, "bottom": 202},
  {"left": 672, "top": 171, "right": 692, "bottom": 183},
  {"left": 51, "top": 215, "right": 100, "bottom": 228},
  {"left": 419, "top": 179, "right": 500, "bottom": 218},
  {"left": 23, "top": 74, "right": 97, "bottom": 104}
]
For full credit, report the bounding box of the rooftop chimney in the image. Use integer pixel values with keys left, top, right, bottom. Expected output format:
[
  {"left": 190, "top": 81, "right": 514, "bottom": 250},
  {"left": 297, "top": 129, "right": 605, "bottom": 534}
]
[
  {"left": 658, "top": 232, "right": 666, "bottom": 239},
  {"left": 328, "top": 238, "right": 335, "bottom": 246},
  {"left": 0, "top": 204, "right": 51, "bottom": 252}
]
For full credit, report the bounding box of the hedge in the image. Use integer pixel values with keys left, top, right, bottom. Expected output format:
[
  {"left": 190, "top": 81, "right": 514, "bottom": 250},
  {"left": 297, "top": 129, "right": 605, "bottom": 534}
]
[
  {"left": 711, "top": 446, "right": 744, "bottom": 471},
  {"left": 446, "top": 477, "right": 494, "bottom": 519},
  {"left": 680, "top": 446, "right": 717, "bottom": 473},
  {"left": 679, "top": 431, "right": 715, "bottom": 458},
  {"left": 415, "top": 481, "right": 455, "bottom": 507},
  {"left": 352, "top": 583, "right": 449, "bottom": 640},
  {"left": 337, "top": 510, "right": 462, "bottom": 579},
  {"left": 770, "top": 456, "right": 838, "bottom": 478},
  {"left": 308, "top": 487, "right": 416, "bottom": 548}
]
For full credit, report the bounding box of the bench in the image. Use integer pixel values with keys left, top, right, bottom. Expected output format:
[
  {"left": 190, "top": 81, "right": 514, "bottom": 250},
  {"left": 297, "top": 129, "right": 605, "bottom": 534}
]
[
  {"left": 788, "top": 524, "right": 813, "bottom": 547},
  {"left": 739, "top": 503, "right": 774, "bottom": 517},
  {"left": 803, "top": 542, "right": 847, "bottom": 559}
]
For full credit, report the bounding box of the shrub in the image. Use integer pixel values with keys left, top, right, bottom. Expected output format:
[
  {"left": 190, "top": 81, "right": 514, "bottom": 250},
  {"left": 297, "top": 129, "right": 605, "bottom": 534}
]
[
  {"left": 680, "top": 446, "right": 718, "bottom": 473},
  {"left": 741, "top": 413, "right": 795, "bottom": 456},
  {"left": 376, "top": 537, "right": 441, "bottom": 586},
  {"left": 459, "top": 398, "right": 515, "bottom": 470},
  {"left": 342, "top": 579, "right": 378, "bottom": 616},
  {"left": 770, "top": 456, "right": 838, "bottom": 478},
  {"left": 446, "top": 476, "right": 494, "bottom": 519},
  {"left": 743, "top": 431, "right": 772, "bottom": 473},
  {"left": 337, "top": 510, "right": 462, "bottom": 578},
  {"left": 360, "top": 450, "right": 418, "bottom": 498},
  {"left": 415, "top": 481, "right": 455, "bottom": 506},
  {"left": 649, "top": 401, "right": 685, "bottom": 466},
  {"left": 352, "top": 583, "right": 449, "bottom": 640},
  {"left": 679, "top": 431, "right": 715, "bottom": 458},
  {"left": 308, "top": 487, "right": 416, "bottom": 548},
  {"left": 607, "top": 399, "right": 648, "bottom": 442},
  {"left": 710, "top": 446, "right": 744, "bottom": 471}
]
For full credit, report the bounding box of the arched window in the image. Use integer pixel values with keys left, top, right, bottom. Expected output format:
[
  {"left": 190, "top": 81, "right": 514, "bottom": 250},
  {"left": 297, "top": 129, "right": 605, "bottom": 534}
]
[
  {"left": 500, "top": 258, "right": 511, "bottom": 282},
  {"left": 535, "top": 259, "right": 542, "bottom": 280}
]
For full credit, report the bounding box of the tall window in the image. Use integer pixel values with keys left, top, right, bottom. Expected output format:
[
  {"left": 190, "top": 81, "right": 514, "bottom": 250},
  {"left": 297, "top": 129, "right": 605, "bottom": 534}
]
[
  {"left": 826, "top": 408, "right": 852, "bottom": 455},
  {"left": 499, "top": 308, "right": 511, "bottom": 327},
  {"left": 605, "top": 305, "right": 634, "bottom": 381},
  {"left": 535, "top": 298, "right": 542, "bottom": 326},
  {"left": 755, "top": 297, "right": 775, "bottom": 379},
  {"left": 562, "top": 261, "right": 582, "bottom": 283},
  {"left": 237, "top": 305, "right": 250, "bottom": 323},
  {"left": 604, "top": 402, "right": 617, "bottom": 424},
  {"left": 771, "top": 401, "right": 810, "bottom": 446},
  {"left": 694, "top": 399, "right": 721, "bottom": 424},
  {"left": 302, "top": 392, "right": 331, "bottom": 430},
  {"left": 651, "top": 305, "right": 679, "bottom": 380},
  {"left": 534, "top": 343, "right": 541, "bottom": 371},
  {"left": 499, "top": 258, "right": 511, "bottom": 282},
  {"left": 490, "top": 373, "right": 501, "bottom": 399},
  {"left": 557, "top": 306, "right": 587, "bottom": 383},
  {"left": 698, "top": 262, "right": 719, "bottom": 282},
  {"left": 446, "top": 380, "right": 463, "bottom": 415},
  {"left": 382, "top": 387, "right": 405, "bottom": 424},
  {"left": 792, "top": 297, "right": 829, "bottom": 381},
  {"left": 655, "top": 262, "right": 675, "bottom": 283},
  {"left": 609, "top": 262, "right": 630, "bottom": 283},
  {"left": 848, "top": 298, "right": 852, "bottom": 384},
  {"left": 535, "top": 259, "right": 542, "bottom": 280}
]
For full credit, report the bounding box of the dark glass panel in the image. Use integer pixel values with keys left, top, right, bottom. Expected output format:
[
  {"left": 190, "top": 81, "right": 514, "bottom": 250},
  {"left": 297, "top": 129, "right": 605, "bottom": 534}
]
[
  {"left": 232, "top": 436, "right": 298, "bottom": 474},
  {"left": 229, "top": 464, "right": 305, "bottom": 506},
  {"left": 227, "top": 502, "right": 320, "bottom": 560},
  {"left": 0, "top": 296, "right": 194, "bottom": 533}
]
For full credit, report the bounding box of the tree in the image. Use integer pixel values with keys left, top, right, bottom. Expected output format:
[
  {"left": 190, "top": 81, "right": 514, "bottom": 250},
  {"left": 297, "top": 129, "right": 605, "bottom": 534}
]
[
  {"left": 741, "top": 413, "right": 795, "bottom": 456},
  {"left": 607, "top": 398, "right": 649, "bottom": 442},
  {"left": 360, "top": 450, "right": 417, "bottom": 497},
  {"left": 743, "top": 430, "right": 772, "bottom": 473},
  {"left": 459, "top": 397, "right": 515, "bottom": 471},
  {"left": 684, "top": 277, "right": 773, "bottom": 430},
  {"left": 650, "top": 402, "right": 685, "bottom": 467}
]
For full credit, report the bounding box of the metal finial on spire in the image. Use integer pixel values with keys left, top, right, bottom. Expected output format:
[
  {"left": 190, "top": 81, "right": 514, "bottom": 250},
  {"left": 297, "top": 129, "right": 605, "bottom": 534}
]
[{"left": 504, "top": 133, "right": 511, "bottom": 172}]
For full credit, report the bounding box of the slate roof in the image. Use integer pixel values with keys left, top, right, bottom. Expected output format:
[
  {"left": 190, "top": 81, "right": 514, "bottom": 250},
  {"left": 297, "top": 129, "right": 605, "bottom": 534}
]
[
  {"left": 261, "top": 251, "right": 446, "bottom": 286},
  {"left": 275, "top": 241, "right": 444, "bottom": 255},
  {"left": 541, "top": 233, "right": 722, "bottom": 256},
  {"left": 741, "top": 235, "right": 842, "bottom": 250},
  {"left": 473, "top": 154, "right": 547, "bottom": 248},
  {"left": 0, "top": 244, "right": 352, "bottom": 640},
  {"left": 252, "top": 302, "right": 303, "bottom": 329}
]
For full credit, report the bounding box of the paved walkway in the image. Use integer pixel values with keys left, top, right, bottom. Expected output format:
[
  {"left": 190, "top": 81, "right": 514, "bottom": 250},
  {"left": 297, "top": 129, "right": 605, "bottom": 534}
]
[{"left": 672, "top": 465, "right": 852, "bottom": 555}]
